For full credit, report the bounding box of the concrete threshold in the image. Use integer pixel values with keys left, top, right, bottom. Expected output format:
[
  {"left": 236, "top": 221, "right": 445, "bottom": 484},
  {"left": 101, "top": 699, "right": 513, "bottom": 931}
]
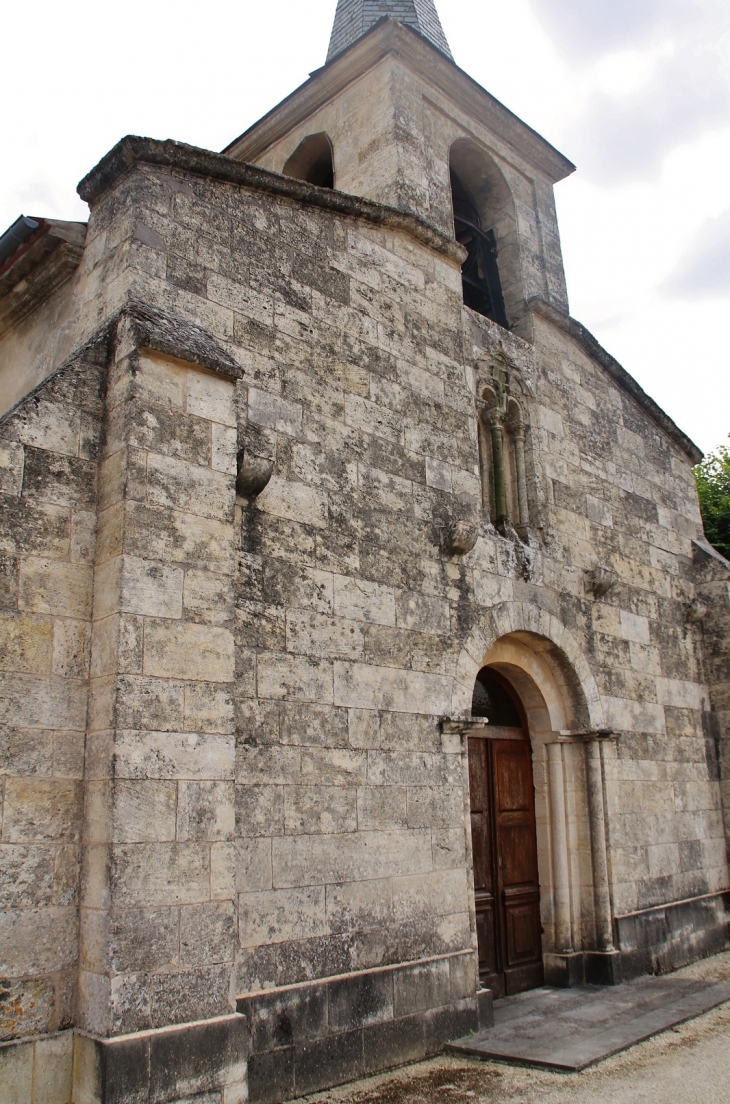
[{"left": 446, "top": 977, "right": 730, "bottom": 1072}]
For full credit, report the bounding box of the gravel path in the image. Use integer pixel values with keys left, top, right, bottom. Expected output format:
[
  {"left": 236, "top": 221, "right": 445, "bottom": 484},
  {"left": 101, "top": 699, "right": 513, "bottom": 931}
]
[{"left": 300, "top": 952, "right": 730, "bottom": 1104}]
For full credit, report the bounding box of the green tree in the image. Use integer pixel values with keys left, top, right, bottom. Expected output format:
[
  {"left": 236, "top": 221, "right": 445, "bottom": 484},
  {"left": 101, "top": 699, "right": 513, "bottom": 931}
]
[{"left": 694, "top": 438, "right": 730, "bottom": 560}]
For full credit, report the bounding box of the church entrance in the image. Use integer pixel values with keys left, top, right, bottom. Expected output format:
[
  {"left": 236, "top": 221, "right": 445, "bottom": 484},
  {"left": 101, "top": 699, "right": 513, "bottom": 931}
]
[{"left": 468, "top": 668, "right": 544, "bottom": 997}]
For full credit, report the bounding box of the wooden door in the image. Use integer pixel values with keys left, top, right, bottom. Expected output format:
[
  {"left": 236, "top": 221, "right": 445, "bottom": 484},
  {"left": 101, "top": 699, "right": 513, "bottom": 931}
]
[{"left": 468, "top": 729, "right": 544, "bottom": 997}]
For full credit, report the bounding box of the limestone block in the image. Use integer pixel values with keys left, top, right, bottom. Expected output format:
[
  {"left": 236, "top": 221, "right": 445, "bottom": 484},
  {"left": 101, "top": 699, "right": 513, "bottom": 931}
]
[
  {"left": 356, "top": 786, "right": 407, "bottom": 831},
  {"left": 248, "top": 387, "right": 302, "bottom": 437},
  {"left": 177, "top": 780, "right": 235, "bottom": 841},
  {"left": 112, "top": 842, "right": 210, "bottom": 907},
  {"left": 114, "top": 728, "right": 235, "bottom": 782},
  {"left": 334, "top": 575, "right": 395, "bottom": 626},
  {"left": 116, "top": 675, "right": 185, "bottom": 731},
  {"left": 225, "top": 837, "right": 273, "bottom": 895},
  {"left": 112, "top": 780, "right": 177, "bottom": 842},
  {"left": 265, "top": 561, "right": 333, "bottom": 615},
  {"left": 18, "top": 558, "right": 92, "bottom": 619},
  {"left": 147, "top": 452, "right": 234, "bottom": 523},
  {"left": 235, "top": 739, "right": 302, "bottom": 785},
  {"left": 0, "top": 844, "right": 54, "bottom": 909},
  {"left": 406, "top": 786, "right": 464, "bottom": 828},
  {"left": 183, "top": 569, "right": 234, "bottom": 626},
  {"left": 347, "top": 708, "right": 381, "bottom": 750},
  {"left": 52, "top": 618, "right": 91, "bottom": 679},
  {"left": 391, "top": 869, "right": 469, "bottom": 923},
  {"left": 431, "top": 828, "right": 466, "bottom": 870},
  {"left": 187, "top": 371, "right": 236, "bottom": 427},
  {"left": 239, "top": 886, "right": 327, "bottom": 947},
  {"left": 255, "top": 476, "right": 328, "bottom": 530},
  {"left": 272, "top": 828, "right": 433, "bottom": 888},
  {"left": 325, "top": 875, "right": 393, "bottom": 934},
  {"left": 345, "top": 393, "right": 403, "bottom": 444},
  {"left": 0, "top": 441, "right": 25, "bottom": 496},
  {"left": 0, "top": 612, "right": 53, "bottom": 675},
  {"left": 125, "top": 501, "right": 235, "bottom": 574},
  {"left": 299, "top": 748, "right": 367, "bottom": 787},
  {"left": 184, "top": 682, "right": 235, "bottom": 735},
  {"left": 257, "top": 652, "right": 334, "bottom": 704},
  {"left": 119, "top": 555, "right": 184, "bottom": 618},
  {"left": 284, "top": 786, "right": 357, "bottom": 835},
  {"left": 235, "top": 785, "right": 284, "bottom": 837},
  {"left": 21, "top": 448, "right": 97, "bottom": 511},
  {"left": 656, "top": 677, "right": 708, "bottom": 711},
  {"left": 2, "top": 779, "right": 82, "bottom": 843},
  {"left": 334, "top": 661, "right": 452, "bottom": 715},
  {"left": 286, "top": 611, "right": 364, "bottom": 660},
  {"left": 143, "top": 621, "right": 234, "bottom": 682},
  {"left": 180, "top": 900, "right": 236, "bottom": 967},
  {"left": 395, "top": 590, "right": 449, "bottom": 636},
  {"left": 279, "top": 702, "right": 348, "bottom": 748},
  {"left": 0, "top": 905, "right": 77, "bottom": 975},
  {"left": 425, "top": 456, "right": 452, "bottom": 492},
  {"left": 212, "top": 423, "right": 238, "bottom": 476},
  {"left": 619, "top": 610, "right": 651, "bottom": 645},
  {"left": 14, "top": 399, "right": 79, "bottom": 457},
  {"left": 32, "top": 1033, "right": 74, "bottom": 1104},
  {"left": 109, "top": 906, "right": 179, "bottom": 974},
  {"left": 603, "top": 696, "right": 667, "bottom": 734},
  {"left": 130, "top": 352, "right": 186, "bottom": 410},
  {"left": 208, "top": 272, "right": 274, "bottom": 328}
]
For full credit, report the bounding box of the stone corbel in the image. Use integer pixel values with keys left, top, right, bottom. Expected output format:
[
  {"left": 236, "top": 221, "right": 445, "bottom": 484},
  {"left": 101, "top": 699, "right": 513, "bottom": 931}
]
[
  {"left": 236, "top": 450, "right": 274, "bottom": 497},
  {"left": 687, "top": 597, "right": 708, "bottom": 623},
  {"left": 442, "top": 519, "right": 478, "bottom": 555},
  {"left": 585, "top": 565, "right": 616, "bottom": 600}
]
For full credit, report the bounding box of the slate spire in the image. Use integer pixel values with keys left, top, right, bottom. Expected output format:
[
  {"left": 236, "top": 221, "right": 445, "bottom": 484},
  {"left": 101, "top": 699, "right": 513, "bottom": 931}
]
[{"left": 326, "top": 0, "right": 453, "bottom": 62}]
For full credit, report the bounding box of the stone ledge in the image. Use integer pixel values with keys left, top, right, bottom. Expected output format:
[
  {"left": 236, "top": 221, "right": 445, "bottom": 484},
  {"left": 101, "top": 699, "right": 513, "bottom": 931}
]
[
  {"left": 237, "top": 951, "right": 491, "bottom": 1103},
  {"left": 77, "top": 136, "right": 466, "bottom": 265},
  {"left": 74, "top": 1013, "right": 247, "bottom": 1104}
]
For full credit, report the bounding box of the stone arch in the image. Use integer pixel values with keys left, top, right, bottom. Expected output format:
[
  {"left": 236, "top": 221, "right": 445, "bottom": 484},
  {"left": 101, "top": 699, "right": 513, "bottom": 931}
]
[
  {"left": 283, "top": 132, "right": 335, "bottom": 189},
  {"left": 449, "top": 138, "right": 522, "bottom": 327},
  {"left": 454, "top": 604, "right": 612, "bottom": 977},
  {"left": 452, "top": 601, "right": 605, "bottom": 728}
]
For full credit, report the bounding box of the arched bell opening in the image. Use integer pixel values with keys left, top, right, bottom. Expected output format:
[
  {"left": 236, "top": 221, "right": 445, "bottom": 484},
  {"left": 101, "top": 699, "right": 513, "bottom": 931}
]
[
  {"left": 467, "top": 631, "right": 615, "bottom": 992},
  {"left": 449, "top": 138, "right": 522, "bottom": 330},
  {"left": 283, "top": 132, "right": 335, "bottom": 189}
]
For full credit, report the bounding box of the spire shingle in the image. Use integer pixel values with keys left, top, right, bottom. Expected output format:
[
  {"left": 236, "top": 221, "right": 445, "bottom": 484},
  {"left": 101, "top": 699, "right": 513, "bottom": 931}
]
[{"left": 326, "top": 0, "right": 453, "bottom": 63}]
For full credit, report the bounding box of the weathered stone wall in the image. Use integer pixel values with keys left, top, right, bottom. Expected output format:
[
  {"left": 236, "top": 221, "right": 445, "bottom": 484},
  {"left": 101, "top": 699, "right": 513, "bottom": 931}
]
[
  {"left": 1, "top": 120, "right": 728, "bottom": 1097},
  {"left": 0, "top": 342, "right": 105, "bottom": 1042}
]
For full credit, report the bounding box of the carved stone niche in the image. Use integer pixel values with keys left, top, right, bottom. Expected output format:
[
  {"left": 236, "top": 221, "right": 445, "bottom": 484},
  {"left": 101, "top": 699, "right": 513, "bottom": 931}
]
[
  {"left": 236, "top": 451, "right": 274, "bottom": 497},
  {"left": 443, "top": 519, "right": 478, "bottom": 556},
  {"left": 585, "top": 565, "right": 616, "bottom": 600}
]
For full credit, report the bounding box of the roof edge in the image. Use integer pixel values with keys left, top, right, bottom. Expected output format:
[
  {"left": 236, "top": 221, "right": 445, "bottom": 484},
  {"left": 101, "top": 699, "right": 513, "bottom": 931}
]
[
  {"left": 529, "top": 297, "right": 702, "bottom": 466},
  {"left": 77, "top": 135, "right": 464, "bottom": 264}
]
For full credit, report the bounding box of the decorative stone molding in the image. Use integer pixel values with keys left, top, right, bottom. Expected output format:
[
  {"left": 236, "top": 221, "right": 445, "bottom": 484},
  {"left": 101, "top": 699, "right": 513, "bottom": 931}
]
[
  {"left": 585, "top": 565, "right": 616, "bottom": 599},
  {"left": 442, "top": 519, "right": 478, "bottom": 555},
  {"left": 236, "top": 451, "right": 275, "bottom": 497}
]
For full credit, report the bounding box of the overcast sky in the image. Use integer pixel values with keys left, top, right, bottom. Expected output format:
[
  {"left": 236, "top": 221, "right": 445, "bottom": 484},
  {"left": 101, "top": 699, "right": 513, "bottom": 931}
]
[{"left": 3, "top": 0, "right": 728, "bottom": 456}]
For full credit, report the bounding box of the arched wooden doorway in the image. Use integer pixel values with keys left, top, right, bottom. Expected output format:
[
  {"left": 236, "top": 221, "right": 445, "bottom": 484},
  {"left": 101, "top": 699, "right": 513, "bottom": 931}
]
[{"left": 469, "top": 667, "right": 544, "bottom": 997}]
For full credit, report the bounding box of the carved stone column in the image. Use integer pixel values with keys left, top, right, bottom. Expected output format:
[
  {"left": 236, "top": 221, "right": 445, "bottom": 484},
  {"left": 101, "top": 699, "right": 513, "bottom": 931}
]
[
  {"left": 584, "top": 736, "right": 615, "bottom": 953},
  {"left": 510, "top": 421, "right": 530, "bottom": 532},
  {"left": 487, "top": 410, "right": 509, "bottom": 532},
  {"left": 547, "top": 742, "right": 573, "bottom": 954}
]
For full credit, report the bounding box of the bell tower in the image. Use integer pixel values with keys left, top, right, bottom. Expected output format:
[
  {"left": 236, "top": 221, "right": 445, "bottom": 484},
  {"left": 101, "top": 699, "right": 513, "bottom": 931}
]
[{"left": 224, "top": 1, "right": 574, "bottom": 321}]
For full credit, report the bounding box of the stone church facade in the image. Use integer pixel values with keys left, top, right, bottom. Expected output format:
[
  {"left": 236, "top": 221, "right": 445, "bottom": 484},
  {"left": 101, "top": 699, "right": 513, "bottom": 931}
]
[{"left": 1, "top": 2, "right": 729, "bottom": 1101}]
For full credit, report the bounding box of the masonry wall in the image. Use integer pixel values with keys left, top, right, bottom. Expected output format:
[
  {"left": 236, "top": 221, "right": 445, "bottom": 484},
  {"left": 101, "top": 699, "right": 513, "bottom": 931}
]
[
  {"left": 0, "top": 343, "right": 105, "bottom": 1042},
  {"left": 1, "top": 137, "right": 728, "bottom": 1099}
]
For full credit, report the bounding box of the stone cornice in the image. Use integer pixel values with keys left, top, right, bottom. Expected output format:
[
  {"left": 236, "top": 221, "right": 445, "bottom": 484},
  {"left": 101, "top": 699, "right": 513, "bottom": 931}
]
[
  {"left": 0, "top": 220, "right": 86, "bottom": 339},
  {"left": 529, "top": 296, "right": 702, "bottom": 466},
  {"left": 77, "top": 136, "right": 465, "bottom": 265},
  {"left": 223, "top": 19, "right": 575, "bottom": 185}
]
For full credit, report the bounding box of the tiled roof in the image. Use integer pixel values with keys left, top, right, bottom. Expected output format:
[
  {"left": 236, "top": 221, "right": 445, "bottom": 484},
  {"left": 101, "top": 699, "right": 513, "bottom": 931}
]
[{"left": 326, "top": 0, "right": 453, "bottom": 62}]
